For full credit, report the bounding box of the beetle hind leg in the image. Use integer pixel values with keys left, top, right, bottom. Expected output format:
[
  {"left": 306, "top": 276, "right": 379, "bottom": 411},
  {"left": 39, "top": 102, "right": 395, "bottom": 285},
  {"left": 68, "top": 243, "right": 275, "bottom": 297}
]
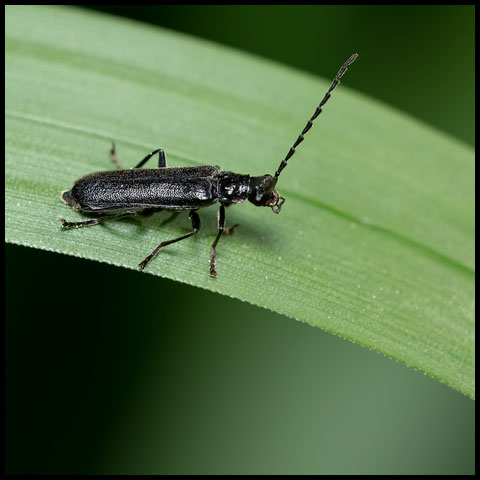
[
  {"left": 110, "top": 142, "right": 124, "bottom": 169},
  {"left": 59, "top": 210, "right": 141, "bottom": 228}
]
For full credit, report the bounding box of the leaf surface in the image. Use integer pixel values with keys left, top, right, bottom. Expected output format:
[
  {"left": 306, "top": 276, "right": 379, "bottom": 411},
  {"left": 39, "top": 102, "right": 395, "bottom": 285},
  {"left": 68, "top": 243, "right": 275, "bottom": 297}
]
[{"left": 5, "top": 6, "right": 475, "bottom": 398}]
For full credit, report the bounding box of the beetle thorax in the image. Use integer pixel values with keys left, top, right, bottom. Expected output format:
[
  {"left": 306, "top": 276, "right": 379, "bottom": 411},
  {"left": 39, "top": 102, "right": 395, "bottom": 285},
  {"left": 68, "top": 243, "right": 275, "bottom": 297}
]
[{"left": 217, "top": 172, "right": 250, "bottom": 204}]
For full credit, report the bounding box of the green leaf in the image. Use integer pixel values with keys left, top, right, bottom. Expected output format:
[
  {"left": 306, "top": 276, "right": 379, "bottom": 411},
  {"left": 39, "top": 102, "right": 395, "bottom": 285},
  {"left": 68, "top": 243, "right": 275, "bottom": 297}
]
[{"left": 6, "top": 6, "right": 474, "bottom": 398}]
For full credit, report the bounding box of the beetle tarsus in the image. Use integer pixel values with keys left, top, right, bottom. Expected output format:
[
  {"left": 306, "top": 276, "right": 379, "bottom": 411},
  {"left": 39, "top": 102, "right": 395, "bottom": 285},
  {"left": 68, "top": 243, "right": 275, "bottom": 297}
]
[
  {"left": 224, "top": 223, "right": 239, "bottom": 235},
  {"left": 138, "top": 259, "right": 149, "bottom": 270}
]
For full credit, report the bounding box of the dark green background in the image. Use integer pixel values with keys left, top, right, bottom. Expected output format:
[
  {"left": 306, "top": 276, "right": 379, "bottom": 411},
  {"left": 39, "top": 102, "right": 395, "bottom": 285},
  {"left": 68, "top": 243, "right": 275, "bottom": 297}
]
[{"left": 6, "top": 6, "right": 475, "bottom": 475}]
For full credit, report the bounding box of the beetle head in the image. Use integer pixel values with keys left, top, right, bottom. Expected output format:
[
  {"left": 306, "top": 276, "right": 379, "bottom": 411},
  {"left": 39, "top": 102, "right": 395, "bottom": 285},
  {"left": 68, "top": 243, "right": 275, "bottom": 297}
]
[{"left": 248, "top": 174, "right": 285, "bottom": 214}]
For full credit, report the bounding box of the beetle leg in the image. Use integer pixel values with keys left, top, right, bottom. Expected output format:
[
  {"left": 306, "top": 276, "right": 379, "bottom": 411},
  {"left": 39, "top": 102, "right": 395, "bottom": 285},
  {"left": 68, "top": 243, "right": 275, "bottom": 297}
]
[
  {"left": 110, "top": 144, "right": 166, "bottom": 169},
  {"left": 209, "top": 204, "right": 225, "bottom": 277},
  {"left": 158, "top": 150, "right": 166, "bottom": 168},
  {"left": 223, "top": 202, "right": 240, "bottom": 232},
  {"left": 224, "top": 223, "right": 239, "bottom": 235},
  {"left": 59, "top": 210, "right": 140, "bottom": 228},
  {"left": 110, "top": 142, "right": 124, "bottom": 169},
  {"left": 210, "top": 205, "right": 240, "bottom": 277},
  {"left": 134, "top": 148, "right": 165, "bottom": 169},
  {"left": 138, "top": 209, "right": 200, "bottom": 271}
]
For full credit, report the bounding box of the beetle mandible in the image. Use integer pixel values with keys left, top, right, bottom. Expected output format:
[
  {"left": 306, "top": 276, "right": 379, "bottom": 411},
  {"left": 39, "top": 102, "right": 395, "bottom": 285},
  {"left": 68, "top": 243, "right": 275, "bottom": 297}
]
[{"left": 59, "top": 54, "right": 358, "bottom": 277}]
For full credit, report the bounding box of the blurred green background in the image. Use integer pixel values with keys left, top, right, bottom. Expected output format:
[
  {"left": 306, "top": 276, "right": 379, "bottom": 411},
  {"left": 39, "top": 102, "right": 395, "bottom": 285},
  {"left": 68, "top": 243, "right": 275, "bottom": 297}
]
[
  {"left": 86, "top": 5, "right": 474, "bottom": 147},
  {"left": 6, "top": 6, "right": 474, "bottom": 475}
]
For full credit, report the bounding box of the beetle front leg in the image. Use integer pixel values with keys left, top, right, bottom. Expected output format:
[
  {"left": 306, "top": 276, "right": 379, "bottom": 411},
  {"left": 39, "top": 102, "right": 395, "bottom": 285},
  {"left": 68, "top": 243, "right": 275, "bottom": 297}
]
[
  {"left": 222, "top": 203, "right": 239, "bottom": 236},
  {"left": 210, "top": 204, "right": 225, "bottom": 278},
  {"left": 138, "top": 209, "right": 200, "bottom": 271},
  {"left": 210, "top": 204, "right": 240, "bottom": 278},
  {"left": 224, "top": 223, "right": 239, "bottom": 235}
]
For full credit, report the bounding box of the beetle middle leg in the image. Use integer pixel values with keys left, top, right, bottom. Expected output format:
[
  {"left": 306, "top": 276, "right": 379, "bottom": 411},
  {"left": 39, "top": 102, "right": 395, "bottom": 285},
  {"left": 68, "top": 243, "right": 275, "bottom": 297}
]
[
  {"left": 138, "top": 209, "right": 200, "bottom": 271},
  {"left": 135, "top": 148, "right": 166, "bottom": 168},
  {"left": 110, "top": 143, "right": 166, "bottom": 169}
]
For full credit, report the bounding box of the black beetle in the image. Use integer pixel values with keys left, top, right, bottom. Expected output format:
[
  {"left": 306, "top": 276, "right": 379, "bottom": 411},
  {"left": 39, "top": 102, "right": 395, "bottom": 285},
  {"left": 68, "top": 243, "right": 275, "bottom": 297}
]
[{"left": 60, "top": 54, "right": 358, "bottom": 277}]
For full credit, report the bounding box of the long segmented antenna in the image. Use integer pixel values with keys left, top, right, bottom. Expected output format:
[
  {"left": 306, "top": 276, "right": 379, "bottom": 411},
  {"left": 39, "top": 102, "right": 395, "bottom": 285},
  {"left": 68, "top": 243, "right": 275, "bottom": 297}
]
[{"left": 274, "top": 53, "right": 358, "bottom": 179}]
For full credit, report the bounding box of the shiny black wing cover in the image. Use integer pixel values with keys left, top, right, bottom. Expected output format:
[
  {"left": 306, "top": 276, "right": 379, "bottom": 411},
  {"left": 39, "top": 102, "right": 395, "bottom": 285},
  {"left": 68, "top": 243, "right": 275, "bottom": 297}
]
[{"left": 70, "top": 166, "right": 220, "bottom": 212}]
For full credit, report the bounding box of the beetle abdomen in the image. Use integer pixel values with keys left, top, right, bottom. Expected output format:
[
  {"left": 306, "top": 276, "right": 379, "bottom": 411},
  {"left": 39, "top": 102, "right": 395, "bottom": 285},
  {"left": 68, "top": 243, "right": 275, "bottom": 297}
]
[
  {"left": 61, "top": 189, "right": 74, "bottom": 205},
  {"left": 70, "top": 166, "right": 219, "bottom": 212}
]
